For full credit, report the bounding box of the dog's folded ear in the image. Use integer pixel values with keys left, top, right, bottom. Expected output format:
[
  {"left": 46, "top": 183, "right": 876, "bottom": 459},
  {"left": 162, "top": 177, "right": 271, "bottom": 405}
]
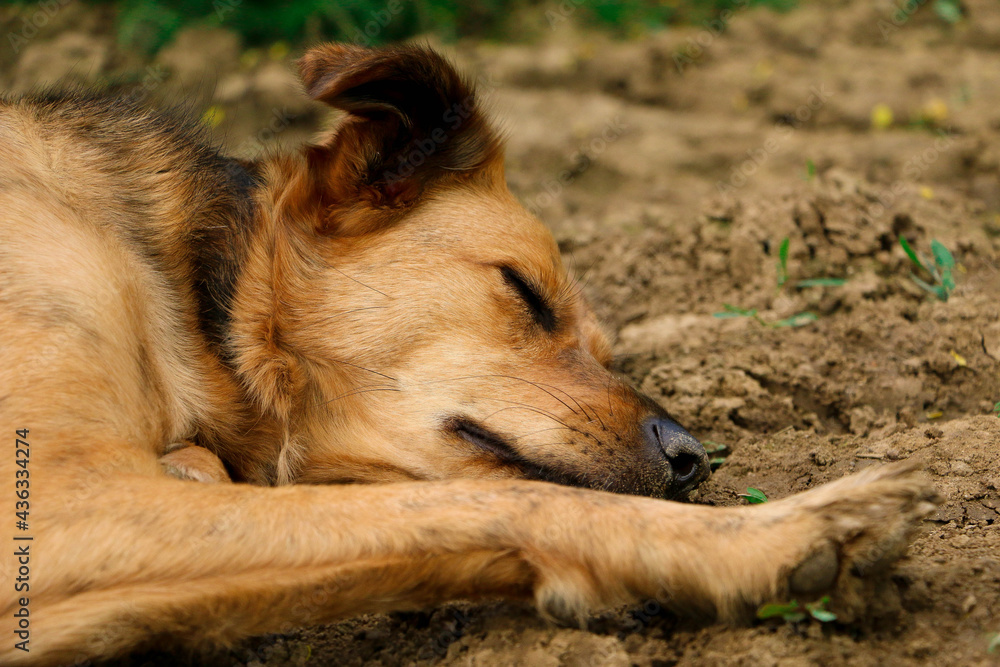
[{"left": 297, "top": 43, "right": 502, "bottom": 230}]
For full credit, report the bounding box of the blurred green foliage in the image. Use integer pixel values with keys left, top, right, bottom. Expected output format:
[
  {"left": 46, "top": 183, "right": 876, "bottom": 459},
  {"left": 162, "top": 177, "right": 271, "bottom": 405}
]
[{"left": 74, "top": 0, "right": 797, "bottom": 54}]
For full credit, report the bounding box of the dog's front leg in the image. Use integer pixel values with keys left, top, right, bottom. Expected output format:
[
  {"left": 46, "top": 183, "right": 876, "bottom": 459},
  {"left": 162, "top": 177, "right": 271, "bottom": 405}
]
[{"left": 5, "top": 464, "right": 935, "bottom": 666}]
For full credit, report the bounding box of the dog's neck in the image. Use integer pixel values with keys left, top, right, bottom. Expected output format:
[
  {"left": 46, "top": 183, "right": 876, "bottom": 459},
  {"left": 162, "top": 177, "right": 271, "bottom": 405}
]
[
  {"left": 203, "top": 152, "right": 335, "bottom": 485},
  {"left": 188, "top": 157, "right": 263, "bottom": 367}
]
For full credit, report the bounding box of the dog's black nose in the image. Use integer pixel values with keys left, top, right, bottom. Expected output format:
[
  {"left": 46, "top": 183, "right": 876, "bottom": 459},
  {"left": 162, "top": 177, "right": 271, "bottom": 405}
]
[{"left": 642, "top": 416, "right": 710, "bottom": 492}]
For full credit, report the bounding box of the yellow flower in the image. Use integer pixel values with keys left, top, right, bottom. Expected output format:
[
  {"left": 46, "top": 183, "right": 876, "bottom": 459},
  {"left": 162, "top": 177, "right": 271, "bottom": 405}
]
[
  {"left": 269, "top": 41, "right": 290, "bottom": 61},
  {"left": 922, "top": 98, "right": 949, "bottom": 124},
  {"left": 871, "top": 104, "right": 894, "bottom": 130}
]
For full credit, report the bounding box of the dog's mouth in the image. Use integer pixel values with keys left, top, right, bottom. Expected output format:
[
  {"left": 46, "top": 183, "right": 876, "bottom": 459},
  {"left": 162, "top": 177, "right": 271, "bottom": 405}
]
[{"left": 445, "top": 416, "right": 580, "bottom": 486}]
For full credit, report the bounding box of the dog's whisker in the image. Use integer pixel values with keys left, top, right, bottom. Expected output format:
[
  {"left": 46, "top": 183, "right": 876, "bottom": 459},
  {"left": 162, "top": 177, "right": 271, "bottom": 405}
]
[
  {"left": 421, "top": 374, "right": 589, "bottom": 420},
  {"left": 479, "top": 400, "right": 572, "bottom": 429},
  {"left": 513, "top": 426, "right": 578, "bottom": 441},
  {"left": 606, "top": 379, "right": 615, "bottom": 420},
  {"left": 576, "top": 396, "right": 607, "bottom": 430},
  {"left": 329, "top": 265, "right": 390, "bottom": 299},
  {"left": 479, "top": 401, "right": 611, "bottom": 450},
  {"left": 328, "top": 358, "right": 399, "bottom": 382},
  {"left": 522, "top": 378, "right": 594, "bottom": 422},
  {"left": 315, "top": 385, "right": 402, "bottom": 408}
]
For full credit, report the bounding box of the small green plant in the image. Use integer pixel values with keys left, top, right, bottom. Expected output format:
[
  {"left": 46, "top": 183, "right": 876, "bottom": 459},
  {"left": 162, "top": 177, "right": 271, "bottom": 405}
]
[
  {"left": 703, "top": 441, "right": 729, "bottom": 470},
  {"left": 899, "top": 236, "right": 956, "bottom": 301},
  {"left": 757, "top": 596, "right": 837, "bottom": 623},
  {"left": 992, "top": 402, "right": 1000, "bottom": 418},
  {"left": 713, "top": 304, "right": 818, "bottom": 328},
  {"left": 776, "top": 237, "right": 790, "bottom": 288},
  {"left": 804, "top": 159, "right": 817, "bottom": 181},
  {"left": 740, "top": 487, "right": 768, "bottom": 504},
  {"left": 795, "top": 278, "right": 848, "bottom": 288},
  {"left": 934, "top": 0, "right": 963, "bottom": 24},
  {"left": 714, "top": 238, "right": 843, "bottom": 327},
  {"left": 776, "top": 237, "right": 847, "bottom": 290}
]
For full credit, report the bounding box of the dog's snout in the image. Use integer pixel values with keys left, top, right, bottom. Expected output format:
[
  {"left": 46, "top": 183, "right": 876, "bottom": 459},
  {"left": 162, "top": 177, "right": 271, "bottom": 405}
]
[{"left": 642, "top": 416, "right": 710, "bottom": 491}]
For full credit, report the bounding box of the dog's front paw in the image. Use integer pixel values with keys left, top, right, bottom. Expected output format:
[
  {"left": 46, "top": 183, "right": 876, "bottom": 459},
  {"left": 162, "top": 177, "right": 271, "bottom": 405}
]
[
  {"left": 159, "top": 444, "right": 232, "bottom": 483},
  {"left": 523, "top": 463, "right": 938, "bottom": 627},
  {"left": 763, "top": 461, "right": 940, "bottom": 619}
]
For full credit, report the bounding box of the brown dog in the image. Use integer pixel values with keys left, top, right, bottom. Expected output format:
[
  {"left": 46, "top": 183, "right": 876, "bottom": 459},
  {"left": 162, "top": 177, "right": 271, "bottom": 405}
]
[{"left": 0, "top": 44, "right": 937, "bottom": 665}]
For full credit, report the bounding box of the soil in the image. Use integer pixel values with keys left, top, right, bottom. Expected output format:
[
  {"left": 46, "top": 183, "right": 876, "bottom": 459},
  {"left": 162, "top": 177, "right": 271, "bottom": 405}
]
[{"left": 3, "top": 0, "right": 999, "bottom": 665}]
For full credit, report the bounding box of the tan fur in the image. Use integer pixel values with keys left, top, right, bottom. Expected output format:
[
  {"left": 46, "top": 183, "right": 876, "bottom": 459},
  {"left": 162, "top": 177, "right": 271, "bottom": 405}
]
[{"left": 0, "top": 44, "right": 938, "bottom": 665}]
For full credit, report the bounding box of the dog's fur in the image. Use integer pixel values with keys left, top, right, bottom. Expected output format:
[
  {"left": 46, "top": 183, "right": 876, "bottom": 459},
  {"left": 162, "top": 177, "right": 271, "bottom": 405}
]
[{"left": 0, "top": 44, "right": 937, "bottom": 666}]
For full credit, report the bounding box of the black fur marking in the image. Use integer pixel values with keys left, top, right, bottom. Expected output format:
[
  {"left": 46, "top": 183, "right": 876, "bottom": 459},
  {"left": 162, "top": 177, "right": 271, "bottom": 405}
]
[
  {"left": 444, "top": 416, "right": 582, "bottom": 487},
  {"left": 13, "top": 90, "right": 262, "bottom": 365},
  {"left": 189, "top": 158, "right": 261, "bottom": 364}
]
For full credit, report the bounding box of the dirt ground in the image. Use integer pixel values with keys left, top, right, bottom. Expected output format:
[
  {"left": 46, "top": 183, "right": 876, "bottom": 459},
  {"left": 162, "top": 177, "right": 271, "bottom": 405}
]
[{"left": 3, "top": 0, "right": 1000, "bottom": 664}]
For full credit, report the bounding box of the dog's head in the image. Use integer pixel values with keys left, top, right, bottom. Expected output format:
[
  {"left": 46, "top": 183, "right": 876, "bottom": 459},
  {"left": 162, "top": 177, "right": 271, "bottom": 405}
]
[{"left": 239, "top": 44, "right": 708, "bottom": 499}]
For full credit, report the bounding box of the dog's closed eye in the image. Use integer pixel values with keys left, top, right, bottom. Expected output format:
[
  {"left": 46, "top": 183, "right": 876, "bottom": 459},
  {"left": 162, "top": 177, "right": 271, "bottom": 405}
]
[{"left": 500, "top": 266, "right": 556, "bottom": 332}]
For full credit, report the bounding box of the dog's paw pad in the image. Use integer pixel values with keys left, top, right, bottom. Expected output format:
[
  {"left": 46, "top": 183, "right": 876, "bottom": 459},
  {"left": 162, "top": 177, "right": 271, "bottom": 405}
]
[{"left": 788, "top": 541, "right": 839, "bottom": 596}]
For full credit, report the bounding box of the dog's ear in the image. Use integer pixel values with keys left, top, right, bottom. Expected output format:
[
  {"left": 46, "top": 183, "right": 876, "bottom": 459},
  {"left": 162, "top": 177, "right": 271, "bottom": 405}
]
[{"left": 297, "top": 44, "right": 502, "bottom": 232}]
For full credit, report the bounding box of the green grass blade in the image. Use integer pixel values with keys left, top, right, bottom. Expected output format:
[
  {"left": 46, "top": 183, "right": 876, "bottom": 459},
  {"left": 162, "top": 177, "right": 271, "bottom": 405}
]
[
  {"left": 910, "top": 273, "right": 947, "bottom": 300},
  {"left": 795, "top": 278, "right": 847, "bottom": 288},
  {"left": 757, "top": 601, "right": 799, "bottom": 620},
  {"left": 899, "top": 236, "right": 927, "bottom": 272},
  {"left": 777, "top": 237, "right": 790, "bottom": 288},
  {"left": 714, "top": 304, "right": 757, "bottom": 318},
  {"left": 772, "top": 312, "right": 818, "bottom": 328}
]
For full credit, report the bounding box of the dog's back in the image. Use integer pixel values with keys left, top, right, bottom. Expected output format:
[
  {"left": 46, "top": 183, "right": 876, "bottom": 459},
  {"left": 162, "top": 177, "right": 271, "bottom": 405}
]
[{"left": 0, "top": 94, "right": 264, "bottom": 474}]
